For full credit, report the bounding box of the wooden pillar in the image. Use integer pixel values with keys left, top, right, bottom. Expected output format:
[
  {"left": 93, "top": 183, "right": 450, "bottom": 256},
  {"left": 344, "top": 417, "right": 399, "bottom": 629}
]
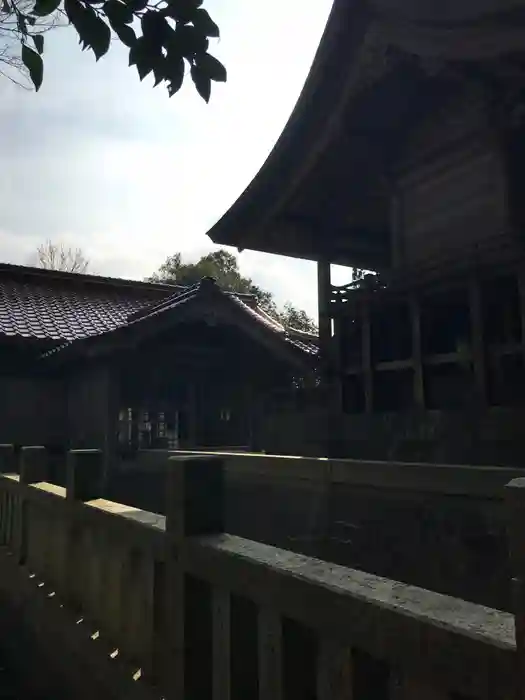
[
  {"left": 244, "top": 381, "right": 255, "bottom": 450},
  {"left": 66, "top": 449, "right": 103, "bottom": 502},
  {"left": 103, "top": 368, "right": 119, "bottom": 497},
  {"left": 164, "top": 454, "right": 225, "bottom": 700},
  {"left": 331, "top": 317, "right": 344, "bottom": 413},
  {"left": 187, "top": 381, "right": 199, "bottom": 448},
  {"left": 361, "top": 302, "right": 373, "bottom": 414},
  {"left": 318, "top": 260, "right": 344, "bottom": 454},
  {"left": 317, "top": 260, "right": 332, "bottom": 376},
  {"left": 468, "top": 277, "right": 487, "bottom": 404},
  {"left": 410, "top": 297, "right": 425, "bottom": 409}
]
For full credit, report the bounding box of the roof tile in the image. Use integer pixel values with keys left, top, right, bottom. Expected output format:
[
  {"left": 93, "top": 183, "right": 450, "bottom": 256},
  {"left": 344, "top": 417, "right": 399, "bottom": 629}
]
[{"left": 0, "top": 276, "right": 159, "bottom": 343}]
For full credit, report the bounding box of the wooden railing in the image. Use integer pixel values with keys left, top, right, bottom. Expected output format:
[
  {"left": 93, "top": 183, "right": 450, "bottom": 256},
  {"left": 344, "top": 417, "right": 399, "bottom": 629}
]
[{"left": 0, "top": 443, "right": 522, "bottom": 699}]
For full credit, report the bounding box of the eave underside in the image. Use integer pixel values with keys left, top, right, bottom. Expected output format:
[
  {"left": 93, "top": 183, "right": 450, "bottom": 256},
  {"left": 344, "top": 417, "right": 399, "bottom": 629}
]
[
  {"left": 233, "top": 60, "right": 456, "bottom": 270},
  {"left": 208, "top": 0, "right": 525, "bottom": 269}
]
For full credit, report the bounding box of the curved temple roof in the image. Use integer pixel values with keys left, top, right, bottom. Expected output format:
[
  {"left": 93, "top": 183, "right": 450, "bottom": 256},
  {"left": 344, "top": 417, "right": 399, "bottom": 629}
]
[{"left": 206, "top": 0, "right": 525, "bottom": 270}]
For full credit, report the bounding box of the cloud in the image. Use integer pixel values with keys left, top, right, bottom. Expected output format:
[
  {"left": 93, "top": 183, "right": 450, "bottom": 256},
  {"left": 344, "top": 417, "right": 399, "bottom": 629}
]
[{"left": 0, "top": 0, "right": 335, "bottom": 317}]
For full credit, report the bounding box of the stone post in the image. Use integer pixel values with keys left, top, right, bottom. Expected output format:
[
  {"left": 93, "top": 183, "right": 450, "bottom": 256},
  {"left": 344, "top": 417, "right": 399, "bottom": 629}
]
[
  {"left": 19, "top": 446, "right": 48, "bottom": 484},
  {"left": 164, "top": 454, "right": 225, "bottom": 700},
  {"left": 0, "top": 444, "right": 18, "bottom": 474},
  {"left": 66, "top": 449, "right": 104, "bottom": 502},
  {"left": 505, "top": 477, "right": 525, "bottom": 700}
]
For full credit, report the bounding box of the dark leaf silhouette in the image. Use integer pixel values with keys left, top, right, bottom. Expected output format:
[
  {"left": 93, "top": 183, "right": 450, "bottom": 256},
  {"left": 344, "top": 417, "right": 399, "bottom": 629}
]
[
  {"left": 198, "top": 51, "right": 226, "bottom": 82},
  {"left": 33, "top": 33, "right": 44, "bottom": 54},
  {"left": 32, "top": 0, "right": 61, "bottom": 16},
  {"left": 22, "top": 44, "right": 43, "bottom": 90},
  {"left": 113, "top": 23, "right": 136, "bottom": 48},
  {"left": 5, "top": 0, "right": 225, "bottom": 98},
  {"left": 191, "top": 8, "right": 218, "bottom": 37},
  {"left": 104, "top": 0, "right": 134, "bottom": 27},
  {"left": 191, "top": 61, "right": 211, "bottom": 102}
]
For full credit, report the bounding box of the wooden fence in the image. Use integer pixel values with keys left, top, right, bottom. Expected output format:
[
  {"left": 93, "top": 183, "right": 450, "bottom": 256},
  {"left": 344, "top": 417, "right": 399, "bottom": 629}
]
[{"left": 0, "top": 443, "right": 522, "bottom": 699}]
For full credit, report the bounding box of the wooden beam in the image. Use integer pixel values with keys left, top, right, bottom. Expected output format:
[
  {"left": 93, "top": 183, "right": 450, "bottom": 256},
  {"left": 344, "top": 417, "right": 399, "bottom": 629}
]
[
  {"left": 332, "top": 317, "right": 344, "bottom": 413},
  {"left": 274, "top": 216, "right": 390, "bottom": 271}
]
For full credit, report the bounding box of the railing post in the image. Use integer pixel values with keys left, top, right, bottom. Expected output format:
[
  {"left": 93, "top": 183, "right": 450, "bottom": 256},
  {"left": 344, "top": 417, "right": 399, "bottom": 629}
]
[
  {"left": 63, "top": 449, "right": 103, "bottom": 611},
  {"left": 164, "top": 454, "right": 225, "bottom": 700},
  {"left": 0, "top": 445, "right": 18, "bottom": 552},
  {"left": 66, "top": 449, "right": 104, "bottom": 502},
  {"left": 505, "top": 477, "right": 525, "bottom": 700},
  {"left": 16, "top": 446, "right": 49, "bottom": 565},
  {"left": 0, "top": 444, "right": 18, "bottom": 474},
  {"left": 19, "top": 446, "right": 48, "bottom": 484}
]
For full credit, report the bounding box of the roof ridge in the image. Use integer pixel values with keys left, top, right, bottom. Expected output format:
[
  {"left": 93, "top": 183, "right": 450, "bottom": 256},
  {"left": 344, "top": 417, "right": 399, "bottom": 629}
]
[
  {"left": 0, "top": 262, "right": 182, "bottom": 293},
  {"left": 127, "top": 282, "right": 199, "bottom": 323},
  {"left": 286, "top": 326, "right": 319, "bottom": 341}
]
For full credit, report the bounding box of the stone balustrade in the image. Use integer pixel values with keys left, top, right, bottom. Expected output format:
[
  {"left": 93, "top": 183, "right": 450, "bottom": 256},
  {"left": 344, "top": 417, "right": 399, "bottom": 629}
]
[{"left": 0, "top": 444, "right": 522, "bottom": 699}]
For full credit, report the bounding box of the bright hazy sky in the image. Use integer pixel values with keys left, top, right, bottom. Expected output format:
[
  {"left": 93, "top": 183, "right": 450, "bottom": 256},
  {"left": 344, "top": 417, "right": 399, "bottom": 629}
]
[{"left": 0, "top": 0, "right": 353, "bottom": 317}]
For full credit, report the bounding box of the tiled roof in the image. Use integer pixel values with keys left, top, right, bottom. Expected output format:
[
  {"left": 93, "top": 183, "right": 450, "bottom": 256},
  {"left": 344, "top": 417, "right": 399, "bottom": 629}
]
[
  {"left": 0, "top": 265, "right": 318, "bottom": 362},
  {"left": 85, "top": 277, "right": 318, "bottom": 361},
  {"left": 0, "top": 278, "right": 150, "bottom": 342},
  {"left": 228, "top": 294, "right": 318, "bottom": 355},
  {"left": 0, "top": 263, "right": 179, "bottom": 346}
]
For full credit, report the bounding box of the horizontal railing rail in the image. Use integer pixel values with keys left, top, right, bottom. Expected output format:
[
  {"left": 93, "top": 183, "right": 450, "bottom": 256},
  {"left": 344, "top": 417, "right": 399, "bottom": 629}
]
[{"left": 3, "top": 445, "right": 521, "bottom": 607}]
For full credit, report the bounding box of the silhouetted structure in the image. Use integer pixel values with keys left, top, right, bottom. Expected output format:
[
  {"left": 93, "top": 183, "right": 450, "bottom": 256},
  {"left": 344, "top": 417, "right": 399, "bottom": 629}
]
[
  {"left": 208, "top": 0, "right": 525, "bottom": 464},
  {"left": 0, "top": 263, "right": 317, "bottom": 459}
]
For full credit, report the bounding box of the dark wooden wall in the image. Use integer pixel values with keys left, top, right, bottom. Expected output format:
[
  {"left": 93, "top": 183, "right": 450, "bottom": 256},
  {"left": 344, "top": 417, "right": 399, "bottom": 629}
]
[
  {"left": 256, "top": 407, "right": 525, "bottom": 465},
  {"left": 67, "top": 362, "right": 118, "bottom": 451},
  {"left": 393, "top": 90, "right": 512, "bottom": 270},
  {"left": 115, "top": 323, "right": 298, "bottom": 450},
  {"left": 0, "top": 375, "right": 65, "bottom": 446}
]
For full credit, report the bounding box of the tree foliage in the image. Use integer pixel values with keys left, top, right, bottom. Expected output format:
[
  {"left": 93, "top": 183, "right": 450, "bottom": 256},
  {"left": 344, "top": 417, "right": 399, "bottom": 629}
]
[
  {"left": 35, "top": 239, "right": 90, "bottom": 272},
  {"left": 148, "top": 249, "right": 318, "bottom": 334},
  {"left": 0, "top": 0, "right": 62, "bottom": 87},
  {"left": 2, "top": 0, "right": 225, "bottom": 97},
  {"left": 279, "top": 302, "right": 317, "bottom": 335},
  {"left": 351, "top": 268, "right": 367, "bottom": 283}
]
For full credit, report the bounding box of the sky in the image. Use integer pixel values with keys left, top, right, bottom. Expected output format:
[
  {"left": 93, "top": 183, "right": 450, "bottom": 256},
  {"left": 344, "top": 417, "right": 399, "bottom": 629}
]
[{"left": 0, "top": 0, "right": 353, "bottom": 318}]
